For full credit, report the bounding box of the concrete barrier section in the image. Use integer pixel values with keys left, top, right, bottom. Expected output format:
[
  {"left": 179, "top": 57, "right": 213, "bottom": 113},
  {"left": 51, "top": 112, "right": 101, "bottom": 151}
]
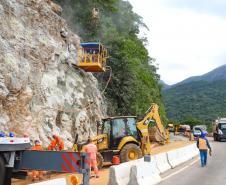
[
  {"left": 154, "top": 153, "right": 171, "bottom": 173},
  {"left": 167, "top": 143, "right": 199, "bottom": 168},
  {"left": 178, "top": 146, "right": 189, "bottom": 163},
  {"left": 128, "top": 161, "right": 161, "bottom": 185},
  {"left": 192, "top": 143, "right": 199, "bottom": 156},
  {"left": 109, "top": 143, "right": 199, "bottom": 185},
  {"left": 29, "top": 178, "right": 66, "bottom": 185},
  {"left": 185, "top": 144, "right": 198, "bottom": 159},
  {"left": 108, "top": 160, "right": 142, "bottom": 185},
  {"left": 167, "top": 148, "right": 181, "bottom": 168},
  {"left": 184, "top": 145, "right": 193, "bottom": 160}
]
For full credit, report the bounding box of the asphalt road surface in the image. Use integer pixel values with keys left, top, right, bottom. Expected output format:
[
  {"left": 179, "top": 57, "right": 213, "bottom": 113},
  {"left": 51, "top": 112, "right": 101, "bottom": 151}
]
[{"left": 159, "top": 138, "right": 226, "bottom": 185}]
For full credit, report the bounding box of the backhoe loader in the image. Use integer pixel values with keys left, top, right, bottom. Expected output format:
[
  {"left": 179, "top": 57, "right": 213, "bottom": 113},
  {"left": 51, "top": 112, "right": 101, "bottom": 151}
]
[{"left": 73, "top": 103, "right": 169, "bottom": 168}]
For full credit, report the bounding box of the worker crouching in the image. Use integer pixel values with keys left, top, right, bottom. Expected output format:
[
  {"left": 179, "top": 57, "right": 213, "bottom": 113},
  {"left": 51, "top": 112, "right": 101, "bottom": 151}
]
[
  {"left": 48, "top": 135, "right": 65, "bottom": 151},
  {"left": 84, "top": 138, "right": 99, "bottom": 178},
  {"left": 197, "top": 132, "right": 212, "bottom": 167},
  {"left": 28, "top": 140, "right": 46, "bottom": 181}
]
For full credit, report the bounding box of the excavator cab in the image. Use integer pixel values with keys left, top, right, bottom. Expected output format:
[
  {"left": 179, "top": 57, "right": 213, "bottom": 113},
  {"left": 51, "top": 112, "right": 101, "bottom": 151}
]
[
  {"left": 77, "top": 42, "right": 109, "bottom": 72},
  {"left": 100, "top": 116, "right": 140, "bottom": 149}
]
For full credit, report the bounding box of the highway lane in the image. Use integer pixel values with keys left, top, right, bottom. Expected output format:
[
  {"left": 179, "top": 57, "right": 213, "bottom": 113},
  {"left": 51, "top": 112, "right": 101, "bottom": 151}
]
[{"left": 159, "top": 138, "right": 226, "bottom": 185}]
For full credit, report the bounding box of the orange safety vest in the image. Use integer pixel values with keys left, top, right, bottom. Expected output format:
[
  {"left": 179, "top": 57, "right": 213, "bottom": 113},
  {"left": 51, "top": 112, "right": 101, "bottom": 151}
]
[
  {"left": 48, "top": 139, "right": 57, "bottom": 150},
  {"left": 199, "top": 138, "right": 208, "bottom": 150},
  {"left": 48, "top": 137, "right": 64, "bottom": 151},
  {"left": 58, "top": 138, "right": 64, "bottom": 151},
  {"left": 32, "top": 144, "right": 43, "bottom": 151}
]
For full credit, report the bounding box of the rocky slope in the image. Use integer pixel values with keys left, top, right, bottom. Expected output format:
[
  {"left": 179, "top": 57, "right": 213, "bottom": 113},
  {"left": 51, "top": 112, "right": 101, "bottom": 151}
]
[{"left": 0, "top": 0, "right": 106, "bottom": 148}]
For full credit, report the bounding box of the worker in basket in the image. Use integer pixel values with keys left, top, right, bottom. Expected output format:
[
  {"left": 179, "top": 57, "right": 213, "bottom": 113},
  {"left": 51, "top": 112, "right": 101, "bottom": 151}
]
[
  {"left": 92, "top": 8, "right": 100, "bottom": 20},
  {"left": 48, "top": 134, "right": 65, "bottom": 151},
  {"left": 197, "top": 131, "right": 212, "bottom": 167},
  {"left": 28, "top": 140, "right": 46, "bottom": 181},
  {"left": 84, "top": 137, "right": 99, "bottom": 178}
]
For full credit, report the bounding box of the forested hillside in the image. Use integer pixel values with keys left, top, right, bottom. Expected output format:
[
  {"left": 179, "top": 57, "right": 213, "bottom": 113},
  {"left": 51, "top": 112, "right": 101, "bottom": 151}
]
[
  {"left": 163, "top": 65, "right": 226, "bottom": 124},
  {"left": 55, "top": 0, "right": 166, "bottom": 120}
]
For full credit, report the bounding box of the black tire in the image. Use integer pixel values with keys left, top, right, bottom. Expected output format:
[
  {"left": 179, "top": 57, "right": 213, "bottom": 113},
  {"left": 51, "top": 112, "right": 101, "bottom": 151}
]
[
  {"left": 120, "top": 143, "right": 142, "bottom": 163},
  {"left": 0, "top": 156, "right": 5, "bottom": 185},
  {"left": 96, "top": 152, "right": 104, "bottom": 169},
  {"left": 216, "top": 135, "right": 219, "bottom": 141}
]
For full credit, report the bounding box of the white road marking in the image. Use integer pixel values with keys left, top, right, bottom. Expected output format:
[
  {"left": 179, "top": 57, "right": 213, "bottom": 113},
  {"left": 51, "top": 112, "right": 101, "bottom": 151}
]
[{"left": 162, "top": 158, "right": 199, "bottom": 181}]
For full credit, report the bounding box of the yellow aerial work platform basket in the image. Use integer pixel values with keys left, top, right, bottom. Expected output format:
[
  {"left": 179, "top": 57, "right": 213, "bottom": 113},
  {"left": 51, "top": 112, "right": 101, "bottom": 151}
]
[{"left": 77, "top": 42, "right": 109, "bottom": 72}]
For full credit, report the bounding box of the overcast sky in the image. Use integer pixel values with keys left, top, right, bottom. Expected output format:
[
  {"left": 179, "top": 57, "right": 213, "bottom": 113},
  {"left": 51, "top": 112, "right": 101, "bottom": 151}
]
[{"left": 129, "top": 0, "right": 226, "bottom": 85}]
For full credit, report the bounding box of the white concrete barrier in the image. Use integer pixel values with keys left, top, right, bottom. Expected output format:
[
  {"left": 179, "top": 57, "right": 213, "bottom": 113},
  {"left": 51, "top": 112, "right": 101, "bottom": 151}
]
[
  {"left": 184, "top": 144, "right": 193, "bottom": 160},
  {"left": 108, "top": 159, "right": 142, "bottom": 185},
  {"left": 29, "top": 178, "right": 66, "bottom": 185},
  {"left": 154, "top": 153, "right": 171, "bottom": 173},
  {"left": 128, "top": 161, "right": 161, "bottom": 185},
  {"left": 167, "top": 143, "right": 199, "bottom": 168},
  {"left": 185, "top": 144, "right": 198, "bottom": 159},
  {"left": 109, "top": 143, "right": 199, "bottom": 185},
  {"left": 178, "top": 146, "right": 189, "bottom": 163},
  {"left": 167, "top": 148, "right": 181, "bottom": 168},
  {"left": 192, "top": 143, "right": 199, "bottom": 156}
]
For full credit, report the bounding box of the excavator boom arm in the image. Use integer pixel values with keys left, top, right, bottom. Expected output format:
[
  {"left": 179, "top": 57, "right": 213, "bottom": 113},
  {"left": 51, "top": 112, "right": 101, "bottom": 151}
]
[{"left": 136, "top": 103, "right": 169, "bottom": 155}]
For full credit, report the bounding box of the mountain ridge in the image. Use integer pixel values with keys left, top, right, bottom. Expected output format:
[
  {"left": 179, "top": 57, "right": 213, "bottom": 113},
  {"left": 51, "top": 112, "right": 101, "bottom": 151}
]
[
  {"left": 171, "top": 64, "right": 226, "bottom": 88},
  {"left": 163, "top": 64, "right": 226, "bottom": 123}
]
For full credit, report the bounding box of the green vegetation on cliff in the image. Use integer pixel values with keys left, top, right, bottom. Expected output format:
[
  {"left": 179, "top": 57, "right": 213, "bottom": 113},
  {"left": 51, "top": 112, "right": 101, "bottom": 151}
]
[{"left": 55, "top": 0, "right": 166, "bottom": 121}]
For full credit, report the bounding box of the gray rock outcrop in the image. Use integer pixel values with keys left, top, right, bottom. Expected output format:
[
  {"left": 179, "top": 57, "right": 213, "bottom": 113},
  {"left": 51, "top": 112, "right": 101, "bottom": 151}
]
[{"left": 0, "top": 0, "right": 106, "bottom": 148}]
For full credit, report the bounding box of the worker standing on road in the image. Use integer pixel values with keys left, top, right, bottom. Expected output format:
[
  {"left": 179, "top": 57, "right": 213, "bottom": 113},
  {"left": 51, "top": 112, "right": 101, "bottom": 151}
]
[
  {"left": 84, "top": 138, "right": 99, "bottom": 178},
  {"left": 48, "top": 135, "right": 65, "bottom": 151},
  {"left": 197, "top": 131, "right": 212, "bottom": 167}
]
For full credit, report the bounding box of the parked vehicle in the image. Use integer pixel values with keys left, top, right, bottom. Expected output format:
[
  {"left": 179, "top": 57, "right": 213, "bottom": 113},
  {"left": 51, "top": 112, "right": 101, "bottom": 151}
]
[{"left": 213, "top": 118, "right": 226, "bottom": 141}]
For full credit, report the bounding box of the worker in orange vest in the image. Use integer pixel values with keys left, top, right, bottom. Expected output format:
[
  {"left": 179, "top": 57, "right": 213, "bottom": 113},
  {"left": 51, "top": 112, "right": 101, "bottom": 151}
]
[
  {"left": 197, "top": 131, "right": 212, "bottom": 167},
  {"left": 48, "top": 135, "right": 64, "bottom": 151},
  {"left": 31, "top": 140, "right": 43, "bottom": 150},
  {"left": 28, "top": 140, "right": 46, "bottom": 181},
  {"left": 84, "top": 138, "right": 99, "bottom": 178}
]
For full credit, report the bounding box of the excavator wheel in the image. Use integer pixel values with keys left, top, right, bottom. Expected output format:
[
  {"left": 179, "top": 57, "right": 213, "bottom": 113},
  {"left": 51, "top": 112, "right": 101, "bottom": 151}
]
[
  {"left": 0, "top": 156, "right": 5, "bottom": 185},
  {"left": 120, "top": 143, "right": 142, "bottom": 163},
  {"left": 96, "top": 152, "right": 104, "bottom": 169}
]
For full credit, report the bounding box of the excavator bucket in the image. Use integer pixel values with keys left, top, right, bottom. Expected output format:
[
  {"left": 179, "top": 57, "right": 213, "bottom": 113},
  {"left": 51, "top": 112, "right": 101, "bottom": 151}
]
[
  {"left": 148, "top": 126, "right": 165, "bottom": 144},
  {"left": 77, "top": 42, "right": 109, "bottom": 72}
]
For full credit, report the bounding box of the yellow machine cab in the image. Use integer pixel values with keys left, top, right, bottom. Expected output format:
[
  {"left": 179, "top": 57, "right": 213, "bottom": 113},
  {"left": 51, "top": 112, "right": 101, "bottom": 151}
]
[{"left": 77, "top": 42, "right": 109, "bottom": 72}]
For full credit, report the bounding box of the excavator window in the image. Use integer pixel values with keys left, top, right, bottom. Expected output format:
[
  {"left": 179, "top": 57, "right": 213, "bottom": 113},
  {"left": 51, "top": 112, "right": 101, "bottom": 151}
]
[
  {"left": 102, "top": 120, "right": 111, "bottom": 135},
  {"left": 77, "top": 42, "right": 109, "bottom": 72},
  {"left": 125, "top": 118, "right": 138, "bottom": 136},
  {"left": 101, "top": 117, "right": 139, "bottom": 149},
  {"left": 112, "top": 119, "right": 126, "bottom": 139}
]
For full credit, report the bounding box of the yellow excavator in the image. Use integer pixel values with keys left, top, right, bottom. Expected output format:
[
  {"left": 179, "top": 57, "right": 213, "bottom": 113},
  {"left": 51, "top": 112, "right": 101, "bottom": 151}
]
[{"left": 73, "top": 103, "right": 169, "bottom": 168}]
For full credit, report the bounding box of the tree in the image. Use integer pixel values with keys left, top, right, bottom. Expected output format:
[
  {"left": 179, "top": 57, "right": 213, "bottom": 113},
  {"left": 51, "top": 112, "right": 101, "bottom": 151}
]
[
  {"left": 55, "top": 0, "right": 166, "bottom": 120},
  {"left": 183, "top": 117, "right": 202, "bottom": 129}
]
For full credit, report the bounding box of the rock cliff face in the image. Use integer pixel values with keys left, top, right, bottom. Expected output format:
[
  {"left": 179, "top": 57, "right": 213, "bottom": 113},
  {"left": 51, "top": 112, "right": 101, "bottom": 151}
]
[{"left": 0, "top": 0, "right": 106, "bottom": 148}]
